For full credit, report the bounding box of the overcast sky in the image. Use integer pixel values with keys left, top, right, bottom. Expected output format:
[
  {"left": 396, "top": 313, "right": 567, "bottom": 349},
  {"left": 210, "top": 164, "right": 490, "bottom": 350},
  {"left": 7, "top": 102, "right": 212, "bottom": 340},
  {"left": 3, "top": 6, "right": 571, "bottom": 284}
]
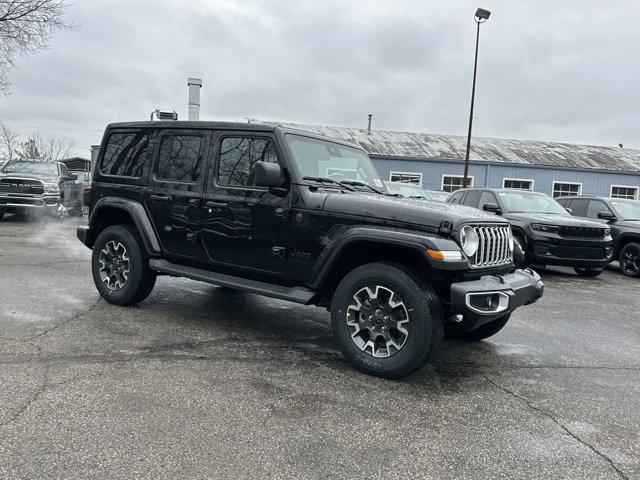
[{"left": 2, "top": 0, "right": 639, "bottom": 157}]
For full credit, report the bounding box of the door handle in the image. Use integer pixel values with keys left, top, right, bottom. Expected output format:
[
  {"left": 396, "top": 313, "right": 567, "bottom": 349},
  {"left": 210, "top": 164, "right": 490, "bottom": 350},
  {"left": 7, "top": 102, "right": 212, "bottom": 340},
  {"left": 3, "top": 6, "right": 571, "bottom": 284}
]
[
  {"left": 150, "top": 194, "right": 172, "bottom": 202},
  {"left": 204, "top": 201, "right": 228, "bottom": 209}
]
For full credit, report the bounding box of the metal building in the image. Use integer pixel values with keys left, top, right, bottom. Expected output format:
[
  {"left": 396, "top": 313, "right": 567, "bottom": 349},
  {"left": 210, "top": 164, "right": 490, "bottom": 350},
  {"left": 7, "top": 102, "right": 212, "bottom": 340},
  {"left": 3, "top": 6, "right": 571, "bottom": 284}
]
[{"left": 275, "top": 123, "right": 640, "bottom": 200}]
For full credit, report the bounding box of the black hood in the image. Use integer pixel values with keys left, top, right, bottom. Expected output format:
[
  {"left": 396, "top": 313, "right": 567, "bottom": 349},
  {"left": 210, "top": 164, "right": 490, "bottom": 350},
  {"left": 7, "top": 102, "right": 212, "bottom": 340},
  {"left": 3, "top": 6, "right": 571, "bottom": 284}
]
[
  {"left": 504, "top": 212, "right": 606, "bottom": 228},
  {"left": 615, "top": 219, "right": 640, "bottom": 230},
  {"left": 323, "top": 192, "right": 507, "bottom": 230}
]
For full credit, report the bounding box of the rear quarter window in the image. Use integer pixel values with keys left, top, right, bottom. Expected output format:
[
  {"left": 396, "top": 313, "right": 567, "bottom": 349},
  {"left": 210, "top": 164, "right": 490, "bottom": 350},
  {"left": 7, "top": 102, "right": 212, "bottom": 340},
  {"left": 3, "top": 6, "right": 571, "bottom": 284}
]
[{"left": 100, "top": 132, "right": 151, "bottom": 178}]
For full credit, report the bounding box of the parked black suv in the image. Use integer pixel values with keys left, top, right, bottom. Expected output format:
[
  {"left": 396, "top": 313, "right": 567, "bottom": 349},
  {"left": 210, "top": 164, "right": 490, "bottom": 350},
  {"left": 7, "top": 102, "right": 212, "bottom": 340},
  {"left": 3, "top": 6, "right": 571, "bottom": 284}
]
[
  {"left": 556, "top": 195, "right": 640, "bottom": 277},
  {"left": 78, "top": 122, "right": 543, "bottom": 378},
  {"left": 0, "top": 159, "right": 83, "bottom": 219},
  {"left": 448, "top": 188, "right": 613, "bottom": 277}
]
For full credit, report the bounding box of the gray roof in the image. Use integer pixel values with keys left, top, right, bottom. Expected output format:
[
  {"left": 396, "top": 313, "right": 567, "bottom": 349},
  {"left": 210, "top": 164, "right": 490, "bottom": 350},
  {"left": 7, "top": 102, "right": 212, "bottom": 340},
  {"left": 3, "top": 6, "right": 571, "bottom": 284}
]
[{"left": 270, "top": 122, "right": 640, "bottom": 173}]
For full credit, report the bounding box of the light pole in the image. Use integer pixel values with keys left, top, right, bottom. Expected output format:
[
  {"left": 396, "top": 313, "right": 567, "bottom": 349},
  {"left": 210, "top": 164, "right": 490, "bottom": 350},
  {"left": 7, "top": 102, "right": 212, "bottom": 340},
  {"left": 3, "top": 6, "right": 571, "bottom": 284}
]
[{"left": 463, "top": 7, "right": 491, "bottom": 188}]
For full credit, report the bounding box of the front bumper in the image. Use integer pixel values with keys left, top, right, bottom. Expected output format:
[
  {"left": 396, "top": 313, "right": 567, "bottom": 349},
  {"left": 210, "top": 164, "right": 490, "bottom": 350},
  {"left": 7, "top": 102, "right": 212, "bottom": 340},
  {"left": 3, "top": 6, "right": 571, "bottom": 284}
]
[
  {"left": 0, "top": 194, "right": 60, "bottom": 209},
  {"left": 526, "top": 234, "right": 612, "bottom": 268},
  {"left": 450, "top": 268, "right": 543, "bottom": 322}
]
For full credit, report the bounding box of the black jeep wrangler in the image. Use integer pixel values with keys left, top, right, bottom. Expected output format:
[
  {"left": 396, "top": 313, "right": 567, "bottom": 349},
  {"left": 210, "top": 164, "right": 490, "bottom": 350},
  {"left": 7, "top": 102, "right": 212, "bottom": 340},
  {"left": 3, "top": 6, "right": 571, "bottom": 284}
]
[
  {"left": 78, "top": 122, "right": 543, "bottom": 378},
  {"left": 448, "top": 188, "right": 613, "bottom": 277},
  {"left": 556, "top": 195, "right": 640, "bottom": 277},
  {"left": 0, "top": 159, "right": 83, "bottom": 219}
]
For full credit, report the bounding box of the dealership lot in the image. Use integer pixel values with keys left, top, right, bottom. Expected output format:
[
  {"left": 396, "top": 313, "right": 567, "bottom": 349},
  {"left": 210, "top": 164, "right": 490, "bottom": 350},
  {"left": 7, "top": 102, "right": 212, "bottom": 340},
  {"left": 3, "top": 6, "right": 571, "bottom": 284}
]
[{"left": 0, "top": 217, "right": 638, "bottom": 479}]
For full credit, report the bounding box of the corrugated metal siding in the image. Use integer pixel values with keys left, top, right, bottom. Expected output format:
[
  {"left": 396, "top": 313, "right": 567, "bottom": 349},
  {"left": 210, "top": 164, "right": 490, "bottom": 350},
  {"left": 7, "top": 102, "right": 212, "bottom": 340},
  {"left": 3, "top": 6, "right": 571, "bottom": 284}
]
[
  {"left": 372, "top": 158, "right": 640, "bottom": 197},
  {"left": 272, "top": 122, "right": 640, "bottom": 173}
]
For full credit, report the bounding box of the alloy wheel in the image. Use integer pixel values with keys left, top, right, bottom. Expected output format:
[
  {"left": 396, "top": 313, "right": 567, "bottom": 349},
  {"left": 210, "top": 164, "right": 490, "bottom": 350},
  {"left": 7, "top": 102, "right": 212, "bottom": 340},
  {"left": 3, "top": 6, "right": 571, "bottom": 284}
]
[
  {"left": 346, "top": 285, "right": 409, "bottom": 358},
  {"left": 98, "top": 240, "right": 130, "bottom": 290}
]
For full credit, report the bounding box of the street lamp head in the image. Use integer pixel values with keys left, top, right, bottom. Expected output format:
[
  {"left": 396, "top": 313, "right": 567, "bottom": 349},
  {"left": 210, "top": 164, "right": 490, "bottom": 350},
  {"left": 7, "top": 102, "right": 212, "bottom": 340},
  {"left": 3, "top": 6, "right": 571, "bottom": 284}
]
[{"left": 474, "top": 8, "right": 491, "bottom": 23}]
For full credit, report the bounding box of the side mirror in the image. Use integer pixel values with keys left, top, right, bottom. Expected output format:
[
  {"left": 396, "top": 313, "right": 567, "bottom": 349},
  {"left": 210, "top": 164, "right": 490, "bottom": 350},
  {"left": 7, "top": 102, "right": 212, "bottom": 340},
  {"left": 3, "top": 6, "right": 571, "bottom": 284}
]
[
  {"left": 482, "top": 203, "right": 502, "bottom": 215},
  {"left": 597, "top": 211, "right": 617, "bottom": 221},
  {"left": 565, "top": 207, "right": 573, "bottom": 214},
  {"left": 254, "top": 161, "right": 282, "bottom": 188}
]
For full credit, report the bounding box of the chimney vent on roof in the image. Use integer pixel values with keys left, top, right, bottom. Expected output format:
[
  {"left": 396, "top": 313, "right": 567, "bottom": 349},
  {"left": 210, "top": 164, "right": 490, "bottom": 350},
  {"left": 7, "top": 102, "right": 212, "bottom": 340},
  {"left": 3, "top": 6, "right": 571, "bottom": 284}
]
[
  {"left": 367, "top": 114, "right": 373, "bottom": 135},
  {"left": 187, "top": 77, "right": 203, "bottom": 121}
]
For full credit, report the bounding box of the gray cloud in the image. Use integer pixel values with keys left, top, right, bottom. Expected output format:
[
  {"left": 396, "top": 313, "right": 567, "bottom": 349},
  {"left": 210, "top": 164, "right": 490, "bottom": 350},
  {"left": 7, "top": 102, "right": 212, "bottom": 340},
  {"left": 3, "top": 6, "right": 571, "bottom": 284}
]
[{"left": 2, "top": 0, "right": 639, "bottom": 157}]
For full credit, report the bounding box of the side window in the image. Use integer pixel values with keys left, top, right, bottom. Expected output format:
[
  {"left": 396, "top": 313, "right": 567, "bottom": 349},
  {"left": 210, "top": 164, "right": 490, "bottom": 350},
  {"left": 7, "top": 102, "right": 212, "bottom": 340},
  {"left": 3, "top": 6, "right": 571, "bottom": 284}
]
[
  {"left": 463, "top": 191, "right": 482, "bottom": 208},
  {"left": 479, "top": 191, "right": 497, "bottom": 209},
  {"left": 156, "top": 135, "right": 204, "bottom": 183},
  {"left": 101, "top": 132, "right": 150, "bottom": 177},
  {"left": 59, "top": 163, "right": 69, "bottom": 177},
  {"left": 218, "top": 137, "right": 278, "bottom": 187},
  {"left": 448, "top": 191, "right": 465, "bottom": 204},
  {"left": 586, "top": 200, "right": 611, "bottom": 219},
  {"left": 570, "top": 199, "right": 589, "bottom": 217}
]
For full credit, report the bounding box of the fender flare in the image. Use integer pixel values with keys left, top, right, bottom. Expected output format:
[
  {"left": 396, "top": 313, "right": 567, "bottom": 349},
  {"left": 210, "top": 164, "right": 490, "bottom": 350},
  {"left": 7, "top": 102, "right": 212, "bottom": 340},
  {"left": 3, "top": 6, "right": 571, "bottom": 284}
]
[
  {"left": 309, "top": 226, "right": 460, "bottom": 289},
  {"left": 88, "top": 197, "right": 161, "bottom": 254}
]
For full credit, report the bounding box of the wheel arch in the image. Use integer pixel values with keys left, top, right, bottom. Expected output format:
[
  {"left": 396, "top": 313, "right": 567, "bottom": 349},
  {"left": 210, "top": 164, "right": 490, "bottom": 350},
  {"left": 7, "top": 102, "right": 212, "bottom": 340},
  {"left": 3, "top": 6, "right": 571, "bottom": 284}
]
[
  {"left": 310, "top": 232, "right": 438, "bottom": 294},
  {"left": 86, "top": 197, "right": 161, "bottom": 255}
]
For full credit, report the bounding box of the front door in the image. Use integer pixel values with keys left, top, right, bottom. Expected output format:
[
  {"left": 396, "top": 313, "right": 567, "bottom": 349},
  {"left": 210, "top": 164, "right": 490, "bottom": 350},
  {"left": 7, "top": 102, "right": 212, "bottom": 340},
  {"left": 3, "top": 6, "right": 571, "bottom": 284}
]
[
  {"left": 144, "top": 130, "right": 209, "bottom": 259},
  {"left": 199, "top": 132, "right": 290, "bottom": 273}
]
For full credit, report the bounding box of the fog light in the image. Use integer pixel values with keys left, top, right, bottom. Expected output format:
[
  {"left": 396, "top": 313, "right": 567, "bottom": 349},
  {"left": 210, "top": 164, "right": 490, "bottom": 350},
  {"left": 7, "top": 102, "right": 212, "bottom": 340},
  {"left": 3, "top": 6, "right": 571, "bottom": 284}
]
[{"left": 465, "top": 291, "right": 509, "bottom": 315}]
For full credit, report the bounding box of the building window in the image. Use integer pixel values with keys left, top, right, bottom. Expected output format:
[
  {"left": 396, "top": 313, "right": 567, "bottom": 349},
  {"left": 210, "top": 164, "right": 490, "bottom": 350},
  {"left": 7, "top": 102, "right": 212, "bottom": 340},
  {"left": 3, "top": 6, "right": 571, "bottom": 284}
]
[
  {"left": 442, "top": 175, "right": 473, "bottom": 193},
  {"left": 390, "top": 172, "right": 422, "bottom": 185},
  {"left": 552, "top": 182, "right": 581, "bottom": 198},
  {"left": 503, "top": 178, "right": 533, "bottom": 190},
  {"left": 611, "top": 185, "right": 638, "bottom": 200}
]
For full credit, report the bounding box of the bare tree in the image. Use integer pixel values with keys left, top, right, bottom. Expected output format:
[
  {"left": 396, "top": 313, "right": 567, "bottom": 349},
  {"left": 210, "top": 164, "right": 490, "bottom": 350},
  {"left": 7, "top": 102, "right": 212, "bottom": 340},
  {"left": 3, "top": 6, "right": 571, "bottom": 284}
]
[
  {"left": 17, "top": 130, "right": 73, "bottom": 161},
  {"left": 0, "top": 121, "right": 19, "bottom": 164},
  {"left": 0, "top": 0, "right": 72, "bottom": 95}
]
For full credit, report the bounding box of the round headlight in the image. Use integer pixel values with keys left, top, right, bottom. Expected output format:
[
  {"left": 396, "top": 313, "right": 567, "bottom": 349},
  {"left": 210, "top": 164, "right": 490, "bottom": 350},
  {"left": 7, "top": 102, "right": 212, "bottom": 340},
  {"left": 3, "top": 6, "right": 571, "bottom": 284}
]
[{"left": 460, "top": 226, "right": 479, "bottom": 257}]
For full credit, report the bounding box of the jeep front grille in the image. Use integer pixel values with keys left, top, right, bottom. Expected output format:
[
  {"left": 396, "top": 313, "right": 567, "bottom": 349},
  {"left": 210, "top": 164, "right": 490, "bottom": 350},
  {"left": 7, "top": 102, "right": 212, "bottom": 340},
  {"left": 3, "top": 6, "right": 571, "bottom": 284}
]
[
  {"left": 559, "top": 226, "right": 605, "bottom": 239},
  {"left": 470, "top": 225, "right": 513, "bottom": 268}
]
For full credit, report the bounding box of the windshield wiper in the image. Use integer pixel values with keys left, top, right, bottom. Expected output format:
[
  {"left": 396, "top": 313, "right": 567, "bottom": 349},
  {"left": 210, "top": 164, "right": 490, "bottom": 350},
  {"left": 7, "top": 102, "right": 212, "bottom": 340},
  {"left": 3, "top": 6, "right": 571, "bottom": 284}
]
[
  {"left": 302, "top": 176, "right": 355, "bottom": 191},
  {"left": 339, "top": 180, "right": 385, "bottom": 195}
]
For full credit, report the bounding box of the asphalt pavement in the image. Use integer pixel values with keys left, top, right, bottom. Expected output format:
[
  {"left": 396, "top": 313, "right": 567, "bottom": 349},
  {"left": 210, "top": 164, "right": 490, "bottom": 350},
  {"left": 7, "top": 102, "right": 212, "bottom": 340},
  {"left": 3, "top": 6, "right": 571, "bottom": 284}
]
[{"left": 0, "top": 214, "right": 638, "bottom": 479}]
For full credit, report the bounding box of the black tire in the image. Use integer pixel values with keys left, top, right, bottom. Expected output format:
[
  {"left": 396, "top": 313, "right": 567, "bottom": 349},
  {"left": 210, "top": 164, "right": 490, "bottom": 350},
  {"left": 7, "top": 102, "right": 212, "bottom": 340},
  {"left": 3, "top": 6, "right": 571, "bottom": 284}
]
[
  {"left": 331, "top": 262, "right": 443, "bottom": 379},
  {"left": 445, "top": 314, "right": 510, "bottom": 341},
  {"left": 91, "top": 225, "right": 157, "bottom": 305},
  {"left": 513, "top": 235, "right": 529, "bottom": 269},
  {"left": 619, "top": 242, "right": 640, "bottom": 278},
  {"left": 573, "top": 267, "right": 604, "bottom": 277}
]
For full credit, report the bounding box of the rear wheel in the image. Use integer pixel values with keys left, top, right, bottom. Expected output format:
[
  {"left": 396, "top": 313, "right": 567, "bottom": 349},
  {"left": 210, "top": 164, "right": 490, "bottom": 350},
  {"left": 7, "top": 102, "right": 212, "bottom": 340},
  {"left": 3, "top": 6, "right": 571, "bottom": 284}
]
[
  {"left": 574, "top": 267, "right": 604, "bottom": 277},
  {"left": 331, "top": 263, "right": 443, "bottom": 379},
  {"left": 513, "top": 236, "right": 528, "bottom": 268},
  {"left": 619, "top": 242, "right": 640, "bottom": 278},
  {"left": 445, "top": 314, "right": 511, "bottom": 341},
  {"left": 91, "top": 225, "right": 157, "bottom": 305}
]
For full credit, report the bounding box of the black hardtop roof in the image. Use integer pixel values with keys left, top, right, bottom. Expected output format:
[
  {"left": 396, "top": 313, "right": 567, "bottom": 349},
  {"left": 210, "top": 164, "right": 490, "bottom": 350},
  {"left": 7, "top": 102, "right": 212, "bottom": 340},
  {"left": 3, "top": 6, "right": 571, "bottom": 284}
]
[{"left": 104, "top": 121, "right": 365, "bottom": 151}]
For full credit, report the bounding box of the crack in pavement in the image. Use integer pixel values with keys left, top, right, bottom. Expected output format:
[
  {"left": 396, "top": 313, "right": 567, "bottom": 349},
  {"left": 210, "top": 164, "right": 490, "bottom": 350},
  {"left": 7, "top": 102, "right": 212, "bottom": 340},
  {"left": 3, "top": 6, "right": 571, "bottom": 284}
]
[
  {"left": 481, "top": 373, "right": 629, "bottom": 480},
  {"left": 28, "top": 298, "right": 101, "bottom": 342}
]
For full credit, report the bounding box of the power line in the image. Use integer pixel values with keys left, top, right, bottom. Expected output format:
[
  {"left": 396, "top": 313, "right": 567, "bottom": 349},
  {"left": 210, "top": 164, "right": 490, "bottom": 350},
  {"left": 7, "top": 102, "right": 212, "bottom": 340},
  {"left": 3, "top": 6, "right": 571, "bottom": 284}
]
[{"left": 2, "top": 123, "right": 103, "bottom": 133}]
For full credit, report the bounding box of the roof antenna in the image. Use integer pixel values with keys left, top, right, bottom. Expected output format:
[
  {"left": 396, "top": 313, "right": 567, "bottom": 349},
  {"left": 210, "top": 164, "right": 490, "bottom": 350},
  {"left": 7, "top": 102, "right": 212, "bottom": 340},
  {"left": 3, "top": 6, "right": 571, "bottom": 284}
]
[{"left": 367, "top": 114, "right": 373, "bottom": 135}]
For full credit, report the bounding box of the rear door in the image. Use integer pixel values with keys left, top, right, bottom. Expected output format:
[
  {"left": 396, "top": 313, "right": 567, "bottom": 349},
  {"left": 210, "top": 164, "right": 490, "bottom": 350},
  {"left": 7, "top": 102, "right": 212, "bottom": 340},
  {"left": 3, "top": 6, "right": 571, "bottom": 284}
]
[{"left": 144, "top": 129, "right": 210, "bottom": 259}]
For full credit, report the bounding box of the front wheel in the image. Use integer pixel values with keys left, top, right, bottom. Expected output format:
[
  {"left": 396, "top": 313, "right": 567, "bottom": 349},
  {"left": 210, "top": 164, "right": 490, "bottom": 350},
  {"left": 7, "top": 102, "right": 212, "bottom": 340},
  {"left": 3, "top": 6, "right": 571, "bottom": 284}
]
[
  {"left": 91, "top": 225, "right": 157, "bottom": 305},
  {"left": 331, "top": 263, "right": 443, "bottom": 379},
  {"left": 574, "top": 267, "right": 604, "bottom": 277},
  {"left": 619, "top": 242, "right": 640, "bottom": 278}
]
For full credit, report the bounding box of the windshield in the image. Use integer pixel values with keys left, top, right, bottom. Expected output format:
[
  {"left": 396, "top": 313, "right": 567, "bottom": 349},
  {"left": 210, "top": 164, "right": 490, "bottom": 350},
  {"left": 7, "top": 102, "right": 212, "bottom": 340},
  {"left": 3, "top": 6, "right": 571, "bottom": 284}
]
[
  {"left": 384, "top": 182, "right": 428, "bottom": 197},
  {"left": 611, "top": 199, "right": 640, "bottom": 220},
  {"left": 426, "top": 191, "right": 450, "bottom": 202},
  {"left": 2, "top": 161, "right": 58, "bottom": 176},
  {"left": 499, "top": 191, "right": 569, "bottom": 215},
  {"left": 285, "top": 134, "right": 385, "bottom": 190}
]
